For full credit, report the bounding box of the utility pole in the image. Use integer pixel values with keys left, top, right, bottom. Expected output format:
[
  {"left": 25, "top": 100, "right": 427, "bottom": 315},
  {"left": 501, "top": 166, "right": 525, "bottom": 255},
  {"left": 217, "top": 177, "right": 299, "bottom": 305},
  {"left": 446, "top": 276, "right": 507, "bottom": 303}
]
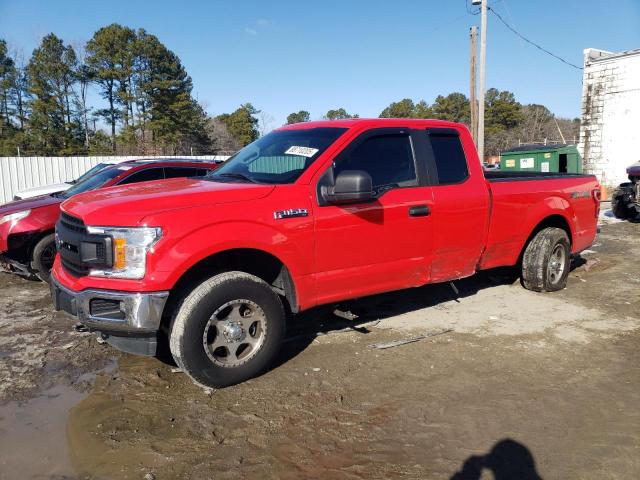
[
  {"left": 553, "top": 117, "right": 566, "bottom": 143},
  {"left": 469, "top": 26, "right": 478, "bottom": 146},
  {"left": 477, "top": 0, "right": 488, "bottom": 162}
]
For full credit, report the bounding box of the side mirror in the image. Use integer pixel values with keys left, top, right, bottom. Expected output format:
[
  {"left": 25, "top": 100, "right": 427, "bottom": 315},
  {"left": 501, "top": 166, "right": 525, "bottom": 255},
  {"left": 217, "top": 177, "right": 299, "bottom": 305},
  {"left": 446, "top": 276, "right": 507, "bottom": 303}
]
[{"left": 323, "top": 170, "right": 374, "bottom": 205}]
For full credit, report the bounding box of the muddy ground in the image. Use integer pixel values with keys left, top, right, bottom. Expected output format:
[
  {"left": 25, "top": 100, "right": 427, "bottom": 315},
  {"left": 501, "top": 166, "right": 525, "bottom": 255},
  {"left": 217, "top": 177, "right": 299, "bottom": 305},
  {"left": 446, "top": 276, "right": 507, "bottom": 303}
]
[{"left": 0, "top": 211, "right": 639, "bottom": 479}]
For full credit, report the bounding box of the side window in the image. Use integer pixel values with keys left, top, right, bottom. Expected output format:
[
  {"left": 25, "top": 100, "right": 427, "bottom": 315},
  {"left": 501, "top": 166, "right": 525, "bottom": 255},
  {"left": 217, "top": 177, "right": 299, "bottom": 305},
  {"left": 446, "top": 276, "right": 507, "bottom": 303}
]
[
  {"left": 163, "top": 167, "right": 208, "bottom": 179},
  {"left": 428, "top": 132, "right": 469, "bottom": 185},
  {"left": 333, "top": 134, "right": 417, "bottom": 193},
  {"left": 117, "top": 168, "right": 165, "bottom": 185}
]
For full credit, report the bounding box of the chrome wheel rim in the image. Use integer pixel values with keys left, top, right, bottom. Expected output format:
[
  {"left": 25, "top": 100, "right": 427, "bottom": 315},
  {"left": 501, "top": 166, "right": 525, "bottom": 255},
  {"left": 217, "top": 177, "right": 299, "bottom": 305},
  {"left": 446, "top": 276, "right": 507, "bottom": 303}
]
[
  {"left": 547, "top": 244, "right": 566, "bottom": 285},
  {"left": 202, "top": 299, "right": 267, "bottom": 367}
]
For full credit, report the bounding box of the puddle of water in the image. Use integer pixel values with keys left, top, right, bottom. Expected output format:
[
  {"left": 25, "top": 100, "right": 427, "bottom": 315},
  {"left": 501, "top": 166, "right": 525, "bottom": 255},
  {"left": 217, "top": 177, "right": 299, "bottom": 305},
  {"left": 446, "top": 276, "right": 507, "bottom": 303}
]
[{"left": 0, "top": 384, "right": 84, "bottom": 480}]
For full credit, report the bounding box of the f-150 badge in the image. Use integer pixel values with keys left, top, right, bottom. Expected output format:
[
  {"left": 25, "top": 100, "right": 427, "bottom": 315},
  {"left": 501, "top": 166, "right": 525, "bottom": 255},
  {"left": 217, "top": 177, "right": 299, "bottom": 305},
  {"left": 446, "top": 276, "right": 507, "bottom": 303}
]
[{"left": 273, "top": 209, "right": 308, "bottom": 219}]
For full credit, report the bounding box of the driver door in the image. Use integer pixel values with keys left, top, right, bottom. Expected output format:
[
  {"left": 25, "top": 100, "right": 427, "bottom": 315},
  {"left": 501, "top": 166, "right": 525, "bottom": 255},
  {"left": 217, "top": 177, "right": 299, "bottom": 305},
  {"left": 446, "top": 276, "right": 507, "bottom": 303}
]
[{"left": 312, "top": 128, "right": 434, "bottom": 305}]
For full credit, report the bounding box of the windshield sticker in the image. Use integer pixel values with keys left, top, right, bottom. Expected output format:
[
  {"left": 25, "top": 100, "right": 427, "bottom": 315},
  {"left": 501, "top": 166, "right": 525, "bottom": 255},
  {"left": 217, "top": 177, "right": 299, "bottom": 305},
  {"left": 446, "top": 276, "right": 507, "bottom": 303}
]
[{"left": 285, "top": 146, "right": 319, "bottom": 158}]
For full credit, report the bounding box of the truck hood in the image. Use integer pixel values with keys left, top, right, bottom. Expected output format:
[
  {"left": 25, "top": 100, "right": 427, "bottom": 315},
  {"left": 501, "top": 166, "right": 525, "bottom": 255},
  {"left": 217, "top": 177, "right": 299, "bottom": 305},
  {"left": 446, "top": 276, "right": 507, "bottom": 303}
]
[
  {"left": 61, "top": 178, "right": 276, "bottom": 226},
  {"left": 0, "top": 194, "right": 61, "bottom": 216}
]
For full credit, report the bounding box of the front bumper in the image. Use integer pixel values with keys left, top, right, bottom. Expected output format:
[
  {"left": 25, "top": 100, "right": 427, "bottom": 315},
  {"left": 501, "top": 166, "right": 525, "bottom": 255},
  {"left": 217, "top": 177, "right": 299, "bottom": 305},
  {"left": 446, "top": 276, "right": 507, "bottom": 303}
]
[{"left": 50, "top": 274, "right": 169, "bottom": 355}]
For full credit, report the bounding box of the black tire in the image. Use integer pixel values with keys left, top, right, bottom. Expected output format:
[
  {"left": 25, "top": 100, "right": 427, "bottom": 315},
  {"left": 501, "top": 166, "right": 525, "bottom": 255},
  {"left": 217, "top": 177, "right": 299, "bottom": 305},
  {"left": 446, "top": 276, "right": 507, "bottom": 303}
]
[
  {"left": 169, "top": 271, "right": 286, "bottom": 388},
  {"left": 30, "top": 233, "right": 56, "bottom": 283},
  {"left": 521, "top": 227, "right": 571, "bottom": 292},
  {"left": 611, "top": 183, "right": 634, "bottom": 219}
]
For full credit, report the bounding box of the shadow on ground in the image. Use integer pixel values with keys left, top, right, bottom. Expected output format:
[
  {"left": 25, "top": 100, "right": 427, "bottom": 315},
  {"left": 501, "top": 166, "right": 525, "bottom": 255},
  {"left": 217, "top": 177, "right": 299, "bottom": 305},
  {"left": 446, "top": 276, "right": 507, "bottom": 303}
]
[
  {"left": 272, "top": 266, "right": 522, "bottom": 371},
  {"left": 450, "top": 438, "right": 543, "bottom": 480}
]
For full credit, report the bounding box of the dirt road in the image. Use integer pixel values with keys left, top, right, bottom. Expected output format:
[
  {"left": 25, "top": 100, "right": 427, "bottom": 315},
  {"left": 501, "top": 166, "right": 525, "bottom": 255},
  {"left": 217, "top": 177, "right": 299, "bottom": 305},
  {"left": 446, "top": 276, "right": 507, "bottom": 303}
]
[{"left": 0, "top": 217, "right": 639, "bottom": 479}]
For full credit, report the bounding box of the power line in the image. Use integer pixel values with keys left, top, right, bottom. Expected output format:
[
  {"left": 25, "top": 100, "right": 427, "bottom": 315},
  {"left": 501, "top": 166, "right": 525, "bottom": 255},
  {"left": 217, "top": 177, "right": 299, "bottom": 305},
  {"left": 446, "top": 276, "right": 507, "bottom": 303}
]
[{"left": 487, "top": 6, "right": 583, "bottom": 70}]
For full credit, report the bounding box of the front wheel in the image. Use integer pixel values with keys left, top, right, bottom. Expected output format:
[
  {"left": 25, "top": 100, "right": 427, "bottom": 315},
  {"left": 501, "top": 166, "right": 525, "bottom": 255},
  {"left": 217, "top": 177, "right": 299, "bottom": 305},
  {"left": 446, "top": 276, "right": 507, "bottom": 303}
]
[
  {"left": 169, "top": 271, "right": 286, "bottom": 388},
  {"left": 521, "top": 227, "right": 571, "bottom": 292},
  {"left": 30, "top": 233, "right": 56, "bottom": 283}
]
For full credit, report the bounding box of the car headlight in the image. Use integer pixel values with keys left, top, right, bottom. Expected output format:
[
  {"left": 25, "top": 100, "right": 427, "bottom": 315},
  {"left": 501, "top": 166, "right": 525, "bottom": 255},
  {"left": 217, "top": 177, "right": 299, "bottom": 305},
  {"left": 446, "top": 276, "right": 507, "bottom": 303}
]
[
  {"left": 0, "top": 210, "right": 30, "bottom": 225},
  {"left": 86, "top": 226, "right": 162, "bottom": 280}
]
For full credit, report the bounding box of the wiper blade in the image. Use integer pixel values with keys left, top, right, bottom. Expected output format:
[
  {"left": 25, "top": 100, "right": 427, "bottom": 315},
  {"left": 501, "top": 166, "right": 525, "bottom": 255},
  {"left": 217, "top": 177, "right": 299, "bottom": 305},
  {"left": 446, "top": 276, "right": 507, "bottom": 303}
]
[{"left": 215, "top": 173, "right": 258, "bottom": 183}]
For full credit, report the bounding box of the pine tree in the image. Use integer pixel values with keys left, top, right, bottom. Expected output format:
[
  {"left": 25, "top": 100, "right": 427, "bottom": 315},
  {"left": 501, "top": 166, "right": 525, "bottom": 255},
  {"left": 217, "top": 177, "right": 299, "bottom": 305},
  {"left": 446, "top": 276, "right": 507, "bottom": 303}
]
[
  {"left": 86, "top": 24, "right": 137, "bottom": 151},
  {"left": 27, "top": 34, "right": 81, "bottom": 155},
  {"left": 217, "top": 103, "right": 260, "bottom": 147},
  {"left": 286, "top": 110, "right": 310, "bottom": 124}
]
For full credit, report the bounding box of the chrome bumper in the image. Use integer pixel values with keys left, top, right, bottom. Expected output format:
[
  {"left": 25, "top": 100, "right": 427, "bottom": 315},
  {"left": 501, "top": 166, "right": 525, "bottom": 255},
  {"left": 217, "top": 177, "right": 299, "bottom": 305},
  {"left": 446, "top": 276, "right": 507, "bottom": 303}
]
[{"left": 50, "top": 274, "right": 169, "bottom": 333}]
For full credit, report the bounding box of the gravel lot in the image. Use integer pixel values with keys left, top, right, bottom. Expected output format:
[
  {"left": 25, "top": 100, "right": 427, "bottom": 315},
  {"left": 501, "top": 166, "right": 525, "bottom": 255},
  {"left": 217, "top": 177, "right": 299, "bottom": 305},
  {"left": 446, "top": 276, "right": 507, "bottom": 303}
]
[{"left": 0, "top": 214, "right": 638, "bottom": 479}]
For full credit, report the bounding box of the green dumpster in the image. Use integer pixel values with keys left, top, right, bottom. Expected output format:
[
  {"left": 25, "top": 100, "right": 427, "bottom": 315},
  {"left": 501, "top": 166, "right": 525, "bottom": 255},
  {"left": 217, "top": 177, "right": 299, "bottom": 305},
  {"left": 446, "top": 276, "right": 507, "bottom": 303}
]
[{"left": 499, "top": 144, "right": 582, "bottom": 173}]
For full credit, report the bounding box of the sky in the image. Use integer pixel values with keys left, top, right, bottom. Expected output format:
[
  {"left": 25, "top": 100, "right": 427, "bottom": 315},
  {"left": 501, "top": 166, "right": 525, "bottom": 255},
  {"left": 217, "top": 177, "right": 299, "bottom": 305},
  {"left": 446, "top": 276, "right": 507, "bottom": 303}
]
[{"left": 1, "top": 0, "right": 639, "bottom": 129}]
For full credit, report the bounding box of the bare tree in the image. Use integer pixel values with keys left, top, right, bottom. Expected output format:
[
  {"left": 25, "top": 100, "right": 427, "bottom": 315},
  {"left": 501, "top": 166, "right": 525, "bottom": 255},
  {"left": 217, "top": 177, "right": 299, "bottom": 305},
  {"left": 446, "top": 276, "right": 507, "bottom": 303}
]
[
  {"left": 72, "top": 42, "right": 93, "bottom": 148},
  {"left": 257, "top": 111, "right": 275, "bottom": 137},
  {"left": 206, "top": 118, "right": 240, "bottom": 154}
]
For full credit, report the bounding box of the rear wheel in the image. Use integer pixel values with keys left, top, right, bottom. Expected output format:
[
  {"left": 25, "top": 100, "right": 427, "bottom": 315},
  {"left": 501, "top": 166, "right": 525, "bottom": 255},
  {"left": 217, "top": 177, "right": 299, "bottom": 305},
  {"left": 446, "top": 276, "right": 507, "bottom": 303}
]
[
  {"left": 521, "top": 227, "right": 571, "bottom": 292},
  {"left": 169, "top": 271, "right": 286, "bottom": 388},
  {"left": 30, "top": 233, "right": 56, "bottom": 283}
]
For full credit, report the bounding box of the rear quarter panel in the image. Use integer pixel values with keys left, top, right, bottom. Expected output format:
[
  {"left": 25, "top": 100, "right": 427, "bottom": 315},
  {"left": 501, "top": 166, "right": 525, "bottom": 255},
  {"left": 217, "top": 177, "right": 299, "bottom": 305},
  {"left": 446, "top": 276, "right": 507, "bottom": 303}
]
[{"left": 480, "top": 176, "right": 599, "bottom": 270}]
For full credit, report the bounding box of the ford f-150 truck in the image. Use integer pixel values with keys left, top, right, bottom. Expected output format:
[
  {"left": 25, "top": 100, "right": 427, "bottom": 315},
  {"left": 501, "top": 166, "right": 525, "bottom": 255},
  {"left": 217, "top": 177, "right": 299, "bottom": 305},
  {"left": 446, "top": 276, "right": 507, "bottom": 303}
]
[{"left": 50, "top": 119, "right": 600, "bottom": 388}]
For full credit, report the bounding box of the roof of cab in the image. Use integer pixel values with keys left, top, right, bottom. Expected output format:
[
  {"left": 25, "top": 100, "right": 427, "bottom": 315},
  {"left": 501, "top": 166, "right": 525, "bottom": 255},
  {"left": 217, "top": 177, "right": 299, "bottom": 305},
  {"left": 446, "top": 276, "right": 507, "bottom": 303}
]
[{"left": 277, "top": 118, "right": 464, "bottom": 131}]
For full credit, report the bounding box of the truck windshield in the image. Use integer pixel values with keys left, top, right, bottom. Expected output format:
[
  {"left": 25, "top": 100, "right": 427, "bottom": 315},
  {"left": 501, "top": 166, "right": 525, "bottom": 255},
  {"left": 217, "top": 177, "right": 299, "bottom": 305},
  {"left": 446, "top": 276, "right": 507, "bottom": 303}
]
[
  {"left": 57, "top": 166, "right": 132, "bottom": 199},
  {"left": 207, "top": 127, "right": 347, "bottom": 184}
]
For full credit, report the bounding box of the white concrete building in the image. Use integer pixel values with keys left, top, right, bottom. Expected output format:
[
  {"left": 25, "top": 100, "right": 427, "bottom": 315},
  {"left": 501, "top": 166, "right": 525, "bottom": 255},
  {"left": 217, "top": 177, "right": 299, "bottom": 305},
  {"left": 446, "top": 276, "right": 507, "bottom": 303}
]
[{"left": 578, "top": 48, "right": 640, "bottom": 188}]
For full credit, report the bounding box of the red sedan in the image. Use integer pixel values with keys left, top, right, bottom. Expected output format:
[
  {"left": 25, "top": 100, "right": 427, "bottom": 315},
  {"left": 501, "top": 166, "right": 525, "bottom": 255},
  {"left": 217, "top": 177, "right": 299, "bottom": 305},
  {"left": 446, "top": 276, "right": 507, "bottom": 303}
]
[{"left": 0, "top": 159, "right": 221, "bottom": 282}]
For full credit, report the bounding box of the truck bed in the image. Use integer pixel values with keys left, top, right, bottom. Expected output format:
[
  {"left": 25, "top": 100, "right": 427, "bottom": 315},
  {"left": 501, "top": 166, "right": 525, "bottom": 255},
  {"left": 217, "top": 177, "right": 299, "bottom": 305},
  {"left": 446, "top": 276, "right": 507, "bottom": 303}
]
[{"left": 479, "top": 171, "right": 600, "bottom": 271}]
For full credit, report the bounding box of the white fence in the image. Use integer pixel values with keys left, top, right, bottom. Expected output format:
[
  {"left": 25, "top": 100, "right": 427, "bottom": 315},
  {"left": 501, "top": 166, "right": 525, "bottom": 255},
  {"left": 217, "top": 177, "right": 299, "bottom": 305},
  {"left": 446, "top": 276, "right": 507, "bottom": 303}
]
[{"left": 0, "top": 155, "right": 229, "bottom": 204}]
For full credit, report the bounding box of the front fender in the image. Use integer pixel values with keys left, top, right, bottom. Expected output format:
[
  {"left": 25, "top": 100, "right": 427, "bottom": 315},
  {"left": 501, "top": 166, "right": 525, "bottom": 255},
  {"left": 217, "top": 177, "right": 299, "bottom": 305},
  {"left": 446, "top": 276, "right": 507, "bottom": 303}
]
[{"left": 154, "top": 220, "right": 310, "bottom": 280}]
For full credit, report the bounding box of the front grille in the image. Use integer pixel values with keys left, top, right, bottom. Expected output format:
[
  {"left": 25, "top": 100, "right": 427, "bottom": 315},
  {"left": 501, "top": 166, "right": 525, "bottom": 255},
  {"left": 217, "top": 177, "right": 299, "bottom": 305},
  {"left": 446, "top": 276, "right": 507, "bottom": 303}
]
[
  {"left": 96, "top": 243, "right": 106, "bottom": 262},
  {"left": 60, "top": 213, "right": 86, "bottom": 233},
  {"left": 61, "top": 257, "right": 89, "bottom": 277},
  {"left": 57, "top": 211, "right": 113, "bottom": 278}
]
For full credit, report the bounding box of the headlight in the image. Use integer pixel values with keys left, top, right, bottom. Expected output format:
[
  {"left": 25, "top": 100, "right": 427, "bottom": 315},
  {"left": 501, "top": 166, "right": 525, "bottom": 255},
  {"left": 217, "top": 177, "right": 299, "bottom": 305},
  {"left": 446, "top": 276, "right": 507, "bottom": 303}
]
[
  {"left": 86, "top": 226, "right": 162, "bottom": 280},
  {"left": 0, "top": 210, "right": 30, "bottom": 225}
]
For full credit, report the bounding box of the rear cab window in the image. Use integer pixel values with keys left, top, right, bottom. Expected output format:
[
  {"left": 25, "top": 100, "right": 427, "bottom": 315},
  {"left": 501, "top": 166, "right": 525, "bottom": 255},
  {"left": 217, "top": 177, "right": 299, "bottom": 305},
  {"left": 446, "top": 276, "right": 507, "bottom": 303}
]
[{"left": 424, "top": 129, "right": 469, "bottom": 185}]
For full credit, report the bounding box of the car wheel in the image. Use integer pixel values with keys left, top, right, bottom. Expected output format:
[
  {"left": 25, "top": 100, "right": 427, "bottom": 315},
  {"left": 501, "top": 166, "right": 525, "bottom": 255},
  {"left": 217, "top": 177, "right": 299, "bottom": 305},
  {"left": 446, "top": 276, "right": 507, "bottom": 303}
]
[
  {"left": 169, "top": 271, "right": 286, "bottom": 388},
  {"left": 521, "top": 227, "right": 571, "bottom": 292},
  {"left": 611, "top": 183, "right": 633, "bottom": 219},
  {"left": 30, "top": 233, "right": 56, "bottom": 283}
]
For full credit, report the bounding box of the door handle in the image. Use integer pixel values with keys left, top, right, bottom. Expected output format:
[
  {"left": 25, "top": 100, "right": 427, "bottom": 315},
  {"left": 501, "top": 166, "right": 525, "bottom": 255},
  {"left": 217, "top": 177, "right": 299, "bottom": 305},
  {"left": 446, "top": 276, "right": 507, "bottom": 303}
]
[{"left": 409, "top": 205, "right": 430, "bottom": 217}]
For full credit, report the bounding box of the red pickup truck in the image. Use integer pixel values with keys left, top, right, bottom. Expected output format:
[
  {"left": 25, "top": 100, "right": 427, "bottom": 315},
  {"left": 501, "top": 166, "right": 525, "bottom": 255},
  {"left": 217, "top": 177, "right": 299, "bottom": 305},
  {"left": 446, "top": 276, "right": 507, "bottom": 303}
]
[{"left": 51, "top": 119, "right": 600, "bottom": 388}]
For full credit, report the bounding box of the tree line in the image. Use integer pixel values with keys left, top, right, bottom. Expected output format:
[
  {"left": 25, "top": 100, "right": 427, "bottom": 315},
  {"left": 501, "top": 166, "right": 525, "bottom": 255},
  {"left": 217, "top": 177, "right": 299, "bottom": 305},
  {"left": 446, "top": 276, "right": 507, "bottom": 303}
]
[
  {"left": 0, "top": 26, "right": 255, "bottom": 156},
  {"left": 1, "top": 25, "right": 579, "bottom": 158},
  {"left": 287, "top": 91, "right": 580, "bottom": 156}
]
